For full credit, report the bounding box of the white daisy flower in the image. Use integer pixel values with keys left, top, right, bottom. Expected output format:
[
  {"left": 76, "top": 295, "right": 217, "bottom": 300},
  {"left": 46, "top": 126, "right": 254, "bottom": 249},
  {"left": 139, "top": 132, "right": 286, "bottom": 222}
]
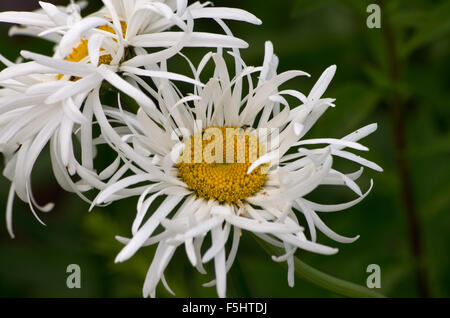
[
  {"left": 92, "top": 42, "right": 382, "bottom": 297},
  {"left": 0, "top": 0, "right": 261, "bottom": 102},
  {"left": 0, "top": 54, "right": 102, "bottom": 237},
  {"left": 0, "top": 0, "right": 261, "bottom": 235}
]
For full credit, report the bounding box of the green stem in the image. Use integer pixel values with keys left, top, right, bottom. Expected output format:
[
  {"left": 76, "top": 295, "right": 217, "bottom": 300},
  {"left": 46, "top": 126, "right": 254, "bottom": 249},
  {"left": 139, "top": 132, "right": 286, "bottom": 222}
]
[{"left": 255, "top": 236, "right": 386, "bottom": 298}]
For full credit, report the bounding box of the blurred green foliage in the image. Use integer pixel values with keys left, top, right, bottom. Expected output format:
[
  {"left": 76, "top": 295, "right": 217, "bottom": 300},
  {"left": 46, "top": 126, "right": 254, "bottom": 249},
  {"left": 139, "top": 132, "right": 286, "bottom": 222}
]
[{"left": 0, "top": 0, "right": 449, "bottom": 297}]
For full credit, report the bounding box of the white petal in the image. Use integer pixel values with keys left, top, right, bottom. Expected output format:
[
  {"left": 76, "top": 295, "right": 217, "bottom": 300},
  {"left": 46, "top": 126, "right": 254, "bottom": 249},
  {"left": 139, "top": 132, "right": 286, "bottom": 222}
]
[
  {"left": 277, "top": 233, "right": 338, "bottom": 255},
  {"left": 224, "top": 214, "right": 301, "bottom": 234},
  {"left": 295, "top": 138, "right": 368, "bottom": 151},
  {"left": 311, "top": 210, "right": 359, "bottom": 243},
  {"left": 6, "top": 183, "right": 16, "bottom": 238},
  {"left": 308, "top": 65, "right": 336, "bottom": 101},
  {"left": 169, "top": 216, "right": 223, "bottom": 244},
  {"left": 21, "top": 51, "right": 96, "bottom": 77},
  {"left": 0, "top": 12, "right": 55, "bottom": 27},
  {"left": 247, "top": 151, "right": 278, "bottom": 174},
  {"left": 115, "top": 196, "right": 183, "bottom": 263},
  {"left": 58, "top": 16, "right": 111, "bottom": 57},
  {"left": 214, "top": 246, "right": 227, "bottom": 298},
  {"left": 142, "top": 242, "right": 177, "bottom": 297},
  {"left": 39, "top": 1, "right": 68, "bottom": 26},
  {"left": 341, "top": 123, "right": 378, "bottom": 144},
  {"left": 129, "top": 32, "right": 248, "bottom": 49},
  {"left": 46, "top": 73, "right": 101, "bottom": 105},
  {"left": 202, "top": 223, "right": 230, "bottom": 263},
  {"left": 97, "top": 65, "right": 157, "bottom": 112},
  {"left": 120, "top": 65, "right": 203, "bottom": 86},
  {"left": 94, "top": 174, "right": 152, "bottom": 205},
  {"left": 331, "top": 149, "right": 383, "bottom": 171},
  {"left": 185, "top": 238, "right": 197, "bottom": 266},
  {"left": 302, "top": 179, "right": 374, "bottom": 212},
  {"left": 0, "top": 61, "right": 55, "bottom": 81},
  {"left": 186, "top": 7, "right": 262, "bottom": 25},
  {"left": 88, "top": 33, "right": 105, "bottom": 67}
]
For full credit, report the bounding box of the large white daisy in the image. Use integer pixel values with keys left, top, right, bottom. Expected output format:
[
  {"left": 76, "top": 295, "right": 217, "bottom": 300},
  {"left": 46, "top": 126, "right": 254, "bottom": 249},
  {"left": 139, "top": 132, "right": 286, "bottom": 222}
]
[{"left": 92, "top": 42, "right": 382, "bottom": 297}]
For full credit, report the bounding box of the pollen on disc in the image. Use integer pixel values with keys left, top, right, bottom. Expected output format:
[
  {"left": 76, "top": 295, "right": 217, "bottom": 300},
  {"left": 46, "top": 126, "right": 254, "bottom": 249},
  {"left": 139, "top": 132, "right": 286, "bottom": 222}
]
[{"left": 177, "top": 127, "right": 268, "bottom": 204}]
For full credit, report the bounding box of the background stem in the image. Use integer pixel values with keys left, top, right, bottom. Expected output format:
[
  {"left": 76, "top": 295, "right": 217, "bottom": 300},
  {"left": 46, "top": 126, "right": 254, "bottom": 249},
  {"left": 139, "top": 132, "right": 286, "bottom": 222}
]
[
  {"left": 378, "top": 0, "right": 430, "bottom": 297},
  {"left": 255, "top": 236, "right": 385, "bottom": 298}
]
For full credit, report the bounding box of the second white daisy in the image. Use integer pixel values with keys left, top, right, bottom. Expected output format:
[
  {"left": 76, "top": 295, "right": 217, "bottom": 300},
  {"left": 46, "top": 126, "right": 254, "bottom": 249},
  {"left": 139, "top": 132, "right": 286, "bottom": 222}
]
[{"left": 93, "top": 42, "right": 382, "bottom": 298}]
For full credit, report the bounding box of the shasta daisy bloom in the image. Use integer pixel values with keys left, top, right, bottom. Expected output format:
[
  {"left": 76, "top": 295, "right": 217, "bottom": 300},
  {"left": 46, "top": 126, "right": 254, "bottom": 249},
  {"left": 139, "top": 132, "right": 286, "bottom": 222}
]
[
  {"left": 92, "top": 42, "right": 382, "bottom": 297},
  {"left": 0, "top": 0, "right": 260, "bottom": 233},
  {"left": 0, "top": 54, "right": 101, "bottom": 237},
  {"left": 0, "top": 0, "right": 261, "bottom": 107},
  {"left": 0, "top": 56, "right": 192, "bottom": 236}
]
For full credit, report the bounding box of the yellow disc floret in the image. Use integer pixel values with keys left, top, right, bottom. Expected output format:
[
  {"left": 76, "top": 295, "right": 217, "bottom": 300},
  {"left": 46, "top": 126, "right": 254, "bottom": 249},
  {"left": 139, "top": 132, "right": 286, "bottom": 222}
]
[
  {"left": 177, "top": 126, "right": 268, "bottom": 204},
  {"left": 60, "top": 21, "right": 127, "bottom": 80}
]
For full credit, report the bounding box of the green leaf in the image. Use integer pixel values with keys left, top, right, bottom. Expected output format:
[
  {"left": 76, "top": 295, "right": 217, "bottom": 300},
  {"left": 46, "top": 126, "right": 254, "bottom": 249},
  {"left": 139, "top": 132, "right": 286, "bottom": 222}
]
[
  {"left": 292, "top": 0, "right": 370, "bottom": 18},
  {"left": 400, "top": 2, "right": 450, "bottom": 57},
  {"left": 422, "top": 183, "right": 450, "bottom": 219},
  {"left": 408, "top": 132, "right": 450, "bottom": 159}
]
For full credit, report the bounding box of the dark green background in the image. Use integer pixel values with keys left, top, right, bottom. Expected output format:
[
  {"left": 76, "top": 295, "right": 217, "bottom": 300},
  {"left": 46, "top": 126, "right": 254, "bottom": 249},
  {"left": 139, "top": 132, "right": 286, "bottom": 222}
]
[{"left": 0, "top": 0, "right": 449, "bottom": 297}]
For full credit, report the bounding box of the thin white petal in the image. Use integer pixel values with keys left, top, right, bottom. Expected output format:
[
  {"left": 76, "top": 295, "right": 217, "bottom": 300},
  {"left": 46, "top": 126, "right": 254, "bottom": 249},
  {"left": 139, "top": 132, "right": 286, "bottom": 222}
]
[
  {"left": 129, "top": 32, "right": 248, "bottom": 49},
  {"left": 58, "top": 16, "right": 111, "bottom": 57},
  {"left": 115, "top": 196, "right": 183, "bottom": 263},
  {"left": 0, "top": 12, "right": 55, "bottom": 27},
  {"left": 186, "top": 7, "right": 262, "bottom": 25},
  {"left": 308, "top": 65, "right": 336, "bottom": 101}
]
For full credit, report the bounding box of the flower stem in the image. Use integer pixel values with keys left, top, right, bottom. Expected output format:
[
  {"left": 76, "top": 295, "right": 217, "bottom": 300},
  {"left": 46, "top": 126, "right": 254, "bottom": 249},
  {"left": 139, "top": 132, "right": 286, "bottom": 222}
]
[
  {"left": 377, "top": 0, "right": 430, "bottom": 297},
  {"left": 255, "top": 236, "right": 386, "bottom": 298}
]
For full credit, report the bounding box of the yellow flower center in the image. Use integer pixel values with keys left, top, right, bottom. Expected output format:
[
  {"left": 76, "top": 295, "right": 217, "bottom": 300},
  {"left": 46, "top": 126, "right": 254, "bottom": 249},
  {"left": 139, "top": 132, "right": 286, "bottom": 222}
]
[
  {"left": 177, "top": 127, "right": 268, "bottom": 204},
  {"left": 60, "top": 22, "right": 127, "bottom": 80}
]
